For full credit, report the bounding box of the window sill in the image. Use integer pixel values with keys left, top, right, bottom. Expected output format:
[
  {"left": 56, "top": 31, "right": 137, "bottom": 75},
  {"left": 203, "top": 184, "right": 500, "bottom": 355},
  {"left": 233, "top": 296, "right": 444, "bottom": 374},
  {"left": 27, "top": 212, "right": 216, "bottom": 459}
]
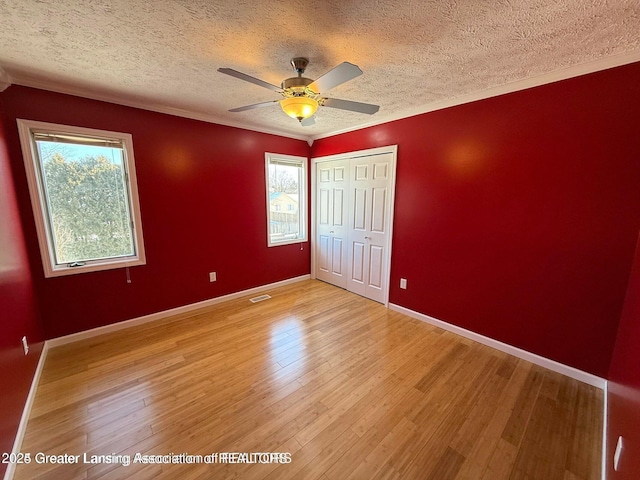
[
  {"left": 267, "top": 238, "right": 307, "bottom": 248},
  {"left": 43, "top": 257, "right": 146, "bottom": 278}
]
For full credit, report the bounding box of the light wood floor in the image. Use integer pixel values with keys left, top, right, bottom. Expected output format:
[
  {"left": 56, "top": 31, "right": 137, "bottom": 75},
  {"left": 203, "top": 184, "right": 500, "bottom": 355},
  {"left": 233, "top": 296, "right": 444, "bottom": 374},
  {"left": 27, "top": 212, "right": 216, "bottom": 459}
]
[{"left": 14, "top": 280, "right": 602, "bottom": 480}]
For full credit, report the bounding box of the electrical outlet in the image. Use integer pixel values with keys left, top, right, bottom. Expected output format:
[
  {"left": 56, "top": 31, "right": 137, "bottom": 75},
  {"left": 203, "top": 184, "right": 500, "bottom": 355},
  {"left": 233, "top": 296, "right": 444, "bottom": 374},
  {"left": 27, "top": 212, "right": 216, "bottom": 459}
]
[
  {"left": 614, "top": 436, "right": 623, "bottom": 471},
  {"left": 400, "top": 278, "right": 407, "bottom": 289},
  {"left": 209, "top": 272, "right": 217, "bottom": 282},
  {"left": 22, "top": 336, "right": 29, "bottom": 355}
]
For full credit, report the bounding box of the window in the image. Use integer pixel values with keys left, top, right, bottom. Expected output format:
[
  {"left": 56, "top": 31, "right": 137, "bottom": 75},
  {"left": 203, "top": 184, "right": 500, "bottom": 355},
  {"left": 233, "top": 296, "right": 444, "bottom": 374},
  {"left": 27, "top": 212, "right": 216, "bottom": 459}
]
[
  {"left": 17, "top": 119, "right": 146, "bottom": 277},
  {"left": 265, "top": 153, "right": 307, "bottom": 247}
]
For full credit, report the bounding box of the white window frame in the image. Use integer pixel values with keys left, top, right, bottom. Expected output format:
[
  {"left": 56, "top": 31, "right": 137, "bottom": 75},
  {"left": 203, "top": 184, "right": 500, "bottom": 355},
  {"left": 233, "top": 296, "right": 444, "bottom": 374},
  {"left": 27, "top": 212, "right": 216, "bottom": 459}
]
[
  {"left": 17, "top": 119, "right": 146, "bottom": 277},
  {"left": 265, "top": 152, "right": 307, "bottom": 247}
]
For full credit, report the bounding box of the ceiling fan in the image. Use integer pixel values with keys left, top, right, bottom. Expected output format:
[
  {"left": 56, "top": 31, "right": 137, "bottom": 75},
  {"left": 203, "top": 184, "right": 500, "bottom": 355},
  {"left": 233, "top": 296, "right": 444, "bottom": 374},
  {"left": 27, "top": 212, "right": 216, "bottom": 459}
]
[{"left": 218, "top": 58, "right": 380, "bottom": 126}]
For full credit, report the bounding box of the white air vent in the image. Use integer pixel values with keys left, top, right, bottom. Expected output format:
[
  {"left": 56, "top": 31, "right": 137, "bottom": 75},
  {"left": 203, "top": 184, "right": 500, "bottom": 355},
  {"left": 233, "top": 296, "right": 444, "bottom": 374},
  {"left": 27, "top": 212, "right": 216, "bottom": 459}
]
[{"left": 250, "top": 294, "right": 272, "bottom": 303}]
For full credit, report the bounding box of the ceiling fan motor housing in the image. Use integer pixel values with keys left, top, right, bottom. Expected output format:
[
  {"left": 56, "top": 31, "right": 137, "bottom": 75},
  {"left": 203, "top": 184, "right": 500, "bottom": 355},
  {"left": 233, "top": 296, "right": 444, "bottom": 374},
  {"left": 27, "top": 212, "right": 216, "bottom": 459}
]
[
  {"left": 281, "top": 76, "right": 315, "bottom": 94},
  {"left": 283, "top": 57, "right": 318, "bottom": 96}
]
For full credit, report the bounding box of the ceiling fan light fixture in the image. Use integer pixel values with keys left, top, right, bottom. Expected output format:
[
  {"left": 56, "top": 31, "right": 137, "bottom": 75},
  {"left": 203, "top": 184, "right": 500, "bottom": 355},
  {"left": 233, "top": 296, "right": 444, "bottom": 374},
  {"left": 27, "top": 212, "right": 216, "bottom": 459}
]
[
  {"left": 220, "top": 58, "right": 379, "bottom": 126},
  {"left": 281, "top": 96, "right": 318, "bottom": 122}
]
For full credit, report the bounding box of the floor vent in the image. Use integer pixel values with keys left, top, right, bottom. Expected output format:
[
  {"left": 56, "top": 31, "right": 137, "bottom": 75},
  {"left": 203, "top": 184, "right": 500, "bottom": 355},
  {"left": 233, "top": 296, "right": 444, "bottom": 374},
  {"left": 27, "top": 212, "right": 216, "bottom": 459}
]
[{"left": 249, "top": 294, "right": 272, "bottom": 303}]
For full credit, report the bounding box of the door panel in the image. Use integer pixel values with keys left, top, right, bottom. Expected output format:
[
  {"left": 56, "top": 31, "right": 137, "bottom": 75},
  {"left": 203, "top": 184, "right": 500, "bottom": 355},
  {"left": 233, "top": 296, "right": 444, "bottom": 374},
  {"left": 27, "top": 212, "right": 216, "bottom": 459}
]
[
  {"left": 355, "top": 164, "right": 368, "bottom": 181},
  {"left": 315, "top": 159, "right": 349, "bottom": 288},
  {"left": 331, "top": 237, "right": 344, "bottom": 275},
  {"left": 319, "top": 166, "right": 331, "bottom": 182},
  {"left": 333, "top": 189, "right": 345, "bottom": 226},
  {"left": 371, "top": 187, "right": 387, "bottom": 234},
  {"left": 351, "top": 241, "right": 366, "bottom": 287},
  {"left": 318, "top": 235, "right": 330, "bottom": 273},
  {"left": 353, "top": 188, "right": 367, "bottom": 231},
  {"left": 319, "top": 188, "right": 329, "bottom": 225},
  {"left": 373, "top": 161, "right": 388, "bottom": 180},
  {"left": 368, "top": 244, "right": 384, "bottom": 289}
]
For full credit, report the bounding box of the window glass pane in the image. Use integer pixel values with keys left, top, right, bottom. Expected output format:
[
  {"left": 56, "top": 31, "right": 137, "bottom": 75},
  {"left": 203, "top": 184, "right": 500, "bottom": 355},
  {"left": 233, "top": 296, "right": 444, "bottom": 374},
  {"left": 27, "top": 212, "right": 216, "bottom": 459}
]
[
  {"left": 35, "top": 139, "right": 134, "bottom": 264},
  {"left": 268, "top": 161, "right": 302, "bottom": 243}
]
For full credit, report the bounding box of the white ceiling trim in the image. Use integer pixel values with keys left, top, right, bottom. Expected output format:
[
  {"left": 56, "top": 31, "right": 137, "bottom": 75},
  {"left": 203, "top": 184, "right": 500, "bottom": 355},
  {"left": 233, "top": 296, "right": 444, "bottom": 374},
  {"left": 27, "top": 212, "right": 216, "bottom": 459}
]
[
  {"left": 310, "top": 50, "right": 640, "bottom": 141},
  {"left": 6, "top": 49, "right": 640, "bottom": 144},
  {"left": 0, "top": 67, "right": 10, "bottom": 92},
  {"left": 6, "top": 73, "right": 310, "bottom": 142}
]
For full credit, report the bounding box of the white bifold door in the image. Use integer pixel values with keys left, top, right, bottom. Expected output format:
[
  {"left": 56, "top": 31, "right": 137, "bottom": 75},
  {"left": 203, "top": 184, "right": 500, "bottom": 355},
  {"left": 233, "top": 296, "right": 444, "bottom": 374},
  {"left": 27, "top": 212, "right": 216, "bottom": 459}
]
[
  {"left": 346, "top": 153, "right": 393, "bottom": 303},
  {"left": 316, "top": 159, "right": 349, "bottom": 288},
  {"left": 315, "top": 148, "right": 396, "bottom": 304}
]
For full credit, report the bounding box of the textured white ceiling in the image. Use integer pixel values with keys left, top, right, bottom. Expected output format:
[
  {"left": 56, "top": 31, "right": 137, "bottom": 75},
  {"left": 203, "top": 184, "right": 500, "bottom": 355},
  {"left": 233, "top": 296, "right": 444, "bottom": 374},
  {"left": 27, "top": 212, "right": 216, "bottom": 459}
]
[{"left": 0, "top": 0, "right": 639, "bottom": 140}]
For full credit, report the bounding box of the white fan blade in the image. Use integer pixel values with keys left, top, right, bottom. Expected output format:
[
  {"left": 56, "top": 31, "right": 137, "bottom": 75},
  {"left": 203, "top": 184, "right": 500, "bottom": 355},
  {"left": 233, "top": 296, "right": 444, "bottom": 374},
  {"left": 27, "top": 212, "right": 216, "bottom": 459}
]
[
  {"left": 229, "top": 100, "right": 280, "bottom": 112},
  {"left": 218, "top": 68, "right": 282, "bottom": 92},
  {"left": 308, "top": 62, "right": 362, "bottom": 93},
  {"left": 300, "top": 116, "right": 316, "bottom": 127},
  {"left": 322, "top": 98, "right": 379, "bottom": 114}
]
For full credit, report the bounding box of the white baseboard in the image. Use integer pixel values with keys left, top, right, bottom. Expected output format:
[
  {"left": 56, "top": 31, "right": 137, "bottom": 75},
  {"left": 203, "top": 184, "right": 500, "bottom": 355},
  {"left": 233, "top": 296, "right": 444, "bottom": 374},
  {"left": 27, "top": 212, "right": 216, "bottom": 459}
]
[
  {"left": 602, "top": 380, "right": 608, "bottom": 480},
  {"left": 3, "top": 342, "right": 49, "bottom": 480},
  {"left": 388, "top": 303, "right": 606, "bottom": 389},
  {"left": 47, "top": 274, "right": 311, "bottom": 347}
]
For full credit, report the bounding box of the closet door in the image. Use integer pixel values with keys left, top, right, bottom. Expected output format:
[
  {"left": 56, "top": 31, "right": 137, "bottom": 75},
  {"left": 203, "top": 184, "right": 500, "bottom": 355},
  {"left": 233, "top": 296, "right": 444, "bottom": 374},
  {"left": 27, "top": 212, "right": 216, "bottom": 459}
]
[
  {"left": 347, "top": 153, "right": 394, "bottom": 303},
  {"left": 316, "top": 160, "right": 349, "bottom": 288}
]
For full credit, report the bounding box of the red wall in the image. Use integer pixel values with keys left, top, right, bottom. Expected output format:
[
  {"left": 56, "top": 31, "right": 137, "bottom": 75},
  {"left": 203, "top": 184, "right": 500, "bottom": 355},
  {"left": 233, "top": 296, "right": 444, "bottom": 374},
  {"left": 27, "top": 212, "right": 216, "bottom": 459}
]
[
  {"left": 312, "top": 61, "right": 640, "bottom": 378},
  {"left": 0, "top": 86, "right": 310, "bottom": 339},
  {"left": 0, "top": 100, "right": 44, "bottom": 478},
  {"left": 607, "top": 231, "right": 640, "bottom": 479},
  {"left": 3, "top": 63, "right": 640, "bottom": 476}
]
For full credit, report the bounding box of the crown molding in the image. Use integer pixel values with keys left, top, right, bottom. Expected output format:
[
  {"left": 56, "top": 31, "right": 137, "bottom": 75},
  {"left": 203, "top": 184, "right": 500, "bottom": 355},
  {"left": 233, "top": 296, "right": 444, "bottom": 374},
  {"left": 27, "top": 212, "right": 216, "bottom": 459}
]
[
  {"left": 6, "top": 49, "right": 640, "bottom": 143},
  {"left": 0, "top": 67, "right": 11, "bottom": 92},
  {"left": 6, "top": 75, "right": 310, "bottom": 142},
  {"left": 309, "top": 50, "right": 640, "bottom": 141}
]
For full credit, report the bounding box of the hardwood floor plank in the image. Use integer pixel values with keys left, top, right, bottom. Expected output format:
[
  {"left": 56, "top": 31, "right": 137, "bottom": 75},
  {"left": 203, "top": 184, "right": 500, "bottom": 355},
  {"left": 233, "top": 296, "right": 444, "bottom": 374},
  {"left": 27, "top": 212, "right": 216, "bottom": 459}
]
[
  {"left": 454, "top": 359, "right": 532, "bottom": 479},
  {"left": 564, "top": 383, "right": 603, "bottom": 479},
  {"left": 501, "top": 365, "right": 545, "bottom": 446},
  {"left": 13, "top": 280, "right": 602, "bottom": 480},
  {"left": 426, "top": 446, "right": 465, "bottom": 480},
  {"left": 291, "top": 428, "right": 359, "bottom": 480},
  {"left": 347, "top": 416, "right": 417, "bottom": 480},
  {"left": 481, "top": 439, "right": 518, "bottom": 479}
]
